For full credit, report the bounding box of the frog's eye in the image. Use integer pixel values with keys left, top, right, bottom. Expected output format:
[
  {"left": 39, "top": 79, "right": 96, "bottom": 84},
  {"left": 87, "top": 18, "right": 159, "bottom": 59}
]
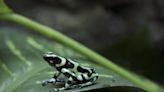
[{"left": 53, "top": 57, "right": 62, "bottom": 64}]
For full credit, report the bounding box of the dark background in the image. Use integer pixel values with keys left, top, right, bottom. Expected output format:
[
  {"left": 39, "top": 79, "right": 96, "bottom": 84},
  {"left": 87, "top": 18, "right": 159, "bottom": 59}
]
[{"left": 2, "top": 0, "right": 164, "bottom": 85}]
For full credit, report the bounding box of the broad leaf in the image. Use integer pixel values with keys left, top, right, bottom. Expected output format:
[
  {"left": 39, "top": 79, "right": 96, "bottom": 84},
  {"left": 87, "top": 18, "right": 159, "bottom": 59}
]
[{"left": 0, "top": 28, "right": 145, "bottom": 92}]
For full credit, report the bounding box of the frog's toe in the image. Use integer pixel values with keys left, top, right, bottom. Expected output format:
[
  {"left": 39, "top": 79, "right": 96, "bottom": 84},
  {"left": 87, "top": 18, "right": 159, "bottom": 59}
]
[
  {"left": 53, "top": 88, "right": 59, "bottom": 92},
  {"left": 42, "top": 81, "right": 48, "bottom": 86}
]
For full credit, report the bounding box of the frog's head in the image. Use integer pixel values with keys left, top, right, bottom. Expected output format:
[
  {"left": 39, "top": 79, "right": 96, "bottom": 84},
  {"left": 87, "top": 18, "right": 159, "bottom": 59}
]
[{"left": 43, "top": 52, "right": 62, "bottom": 66}]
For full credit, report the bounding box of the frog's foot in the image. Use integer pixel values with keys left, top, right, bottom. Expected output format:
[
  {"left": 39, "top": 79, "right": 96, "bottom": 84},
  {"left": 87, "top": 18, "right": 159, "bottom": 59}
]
[
  {"left": 68, "top": 82, "right": 94, "bottom": 89},
  {"left": 42, "top": 78, "right": 56, "bottom": 86},
  {"left": 53, "top": 88, "right": 59, "bottom": 92},
  {"left": 78, "top": 82, "right": 94, "bottom": 89},
  {"left": 53, "top": 87, "right": 68, "bottom": 92}
]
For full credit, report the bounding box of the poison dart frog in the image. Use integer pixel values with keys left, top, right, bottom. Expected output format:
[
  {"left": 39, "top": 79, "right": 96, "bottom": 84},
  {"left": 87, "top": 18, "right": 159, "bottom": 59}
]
[{"left": 42, "top": 52, "right": 98, "bottom": 91}]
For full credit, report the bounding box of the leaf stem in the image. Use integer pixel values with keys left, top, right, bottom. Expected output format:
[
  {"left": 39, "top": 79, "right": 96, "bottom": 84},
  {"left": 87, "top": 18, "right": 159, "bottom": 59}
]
[{"left": 0, "top": 13, "right": 162, "bottom": 92}]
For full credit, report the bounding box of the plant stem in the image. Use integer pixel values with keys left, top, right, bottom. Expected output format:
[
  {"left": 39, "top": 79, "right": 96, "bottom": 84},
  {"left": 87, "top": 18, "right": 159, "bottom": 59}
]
[{"left": 0, "top": 13, "right": 162, "bottom": 92}]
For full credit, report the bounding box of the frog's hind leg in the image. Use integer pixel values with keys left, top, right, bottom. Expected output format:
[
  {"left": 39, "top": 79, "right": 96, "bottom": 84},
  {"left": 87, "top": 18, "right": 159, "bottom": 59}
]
[
  {"left": 79, "top": 74, "right": 98, "bottom": 88},
  {"left": 78, "top": 81, "right": 94, "bottom": 88}
]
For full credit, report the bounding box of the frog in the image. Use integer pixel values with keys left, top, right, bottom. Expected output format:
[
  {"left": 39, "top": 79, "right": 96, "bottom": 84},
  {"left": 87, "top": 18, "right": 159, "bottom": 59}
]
[{"left": 42, "top": 52, "right": 98, "bottom": 91}]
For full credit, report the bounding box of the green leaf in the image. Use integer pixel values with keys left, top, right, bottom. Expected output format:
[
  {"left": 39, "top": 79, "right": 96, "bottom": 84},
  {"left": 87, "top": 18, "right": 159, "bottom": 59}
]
[
  {"left": 0, "top": 0, "right": 12, "bottom": 14},
  {"left": 1, "top": 13, "right": 162, "bottom": 92},
  {"left": 0, "top": 28, "right": 146, "bottom": 92}
]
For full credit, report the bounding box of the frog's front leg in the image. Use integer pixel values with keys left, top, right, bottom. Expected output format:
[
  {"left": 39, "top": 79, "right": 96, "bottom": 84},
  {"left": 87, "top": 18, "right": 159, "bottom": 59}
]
[
  {"left": 42, "top": 71, "right": 63, "bottom": 86},
  {"left": 53, "top": 77, "right": 74, "bottom": 91}
]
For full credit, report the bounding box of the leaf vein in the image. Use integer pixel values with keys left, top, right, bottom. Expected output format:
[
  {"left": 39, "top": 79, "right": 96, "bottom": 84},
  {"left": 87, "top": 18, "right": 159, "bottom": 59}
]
[{"left": 6, "top": 40, "right": 32, "bottom": 67}]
